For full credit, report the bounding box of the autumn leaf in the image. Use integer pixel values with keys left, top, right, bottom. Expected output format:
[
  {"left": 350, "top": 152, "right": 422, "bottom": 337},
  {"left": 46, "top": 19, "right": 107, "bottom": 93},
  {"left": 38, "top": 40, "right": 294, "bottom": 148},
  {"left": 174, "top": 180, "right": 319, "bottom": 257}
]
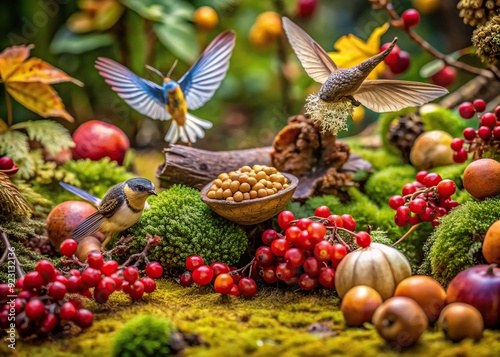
[
  {"left": 0, "top": 44, "right": 83, "bottom": 122},
  {"left": 329, "top": 23, "right": 390, "bottom": 80}
]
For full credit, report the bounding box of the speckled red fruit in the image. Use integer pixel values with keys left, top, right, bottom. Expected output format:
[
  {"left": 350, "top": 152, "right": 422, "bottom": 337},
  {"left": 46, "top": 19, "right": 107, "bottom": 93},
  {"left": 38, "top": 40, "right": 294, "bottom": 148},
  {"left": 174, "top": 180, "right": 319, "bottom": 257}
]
[
  {"left": 72, "top": 120, "right": 130, "bottom": 165},
  {"left": 46, "top": 201, "right": 97, "bottom": 249}
]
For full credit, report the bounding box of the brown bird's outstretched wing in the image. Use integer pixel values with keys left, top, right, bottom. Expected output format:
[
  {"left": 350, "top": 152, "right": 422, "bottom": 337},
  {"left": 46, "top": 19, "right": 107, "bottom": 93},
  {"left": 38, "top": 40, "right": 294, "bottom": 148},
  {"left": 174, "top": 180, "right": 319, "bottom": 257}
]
[
  {"left": 71, "top": 211, "right": 105, "bottom": 242},
  {"left": 282, "top": 17, "right": 337, "bottom": 84},
  {"left": 354, "top": 80, "right": 449, "bottom": 113}
]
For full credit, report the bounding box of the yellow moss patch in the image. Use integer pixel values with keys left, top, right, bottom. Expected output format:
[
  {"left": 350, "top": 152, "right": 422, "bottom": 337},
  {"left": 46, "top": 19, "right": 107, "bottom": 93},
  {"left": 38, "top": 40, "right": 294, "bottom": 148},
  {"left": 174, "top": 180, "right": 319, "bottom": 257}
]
[{"left": 7, "top": 280, "right": 500, "bottom": 357}]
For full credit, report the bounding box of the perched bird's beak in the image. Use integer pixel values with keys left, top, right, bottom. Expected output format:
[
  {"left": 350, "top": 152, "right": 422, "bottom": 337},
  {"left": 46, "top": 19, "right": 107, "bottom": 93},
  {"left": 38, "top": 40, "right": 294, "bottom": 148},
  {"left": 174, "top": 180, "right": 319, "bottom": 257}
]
[{"left": 149, "top": 189, "right": 157, "bottom": 196}]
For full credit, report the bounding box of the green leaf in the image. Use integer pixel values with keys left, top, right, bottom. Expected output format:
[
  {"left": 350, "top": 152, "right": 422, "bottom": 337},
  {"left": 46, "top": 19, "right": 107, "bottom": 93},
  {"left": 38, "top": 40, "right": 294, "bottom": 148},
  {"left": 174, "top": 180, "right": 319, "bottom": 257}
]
[
  {"left": 50, "top": 27, "right": 114, "bottom": 54},
  {"left": 154, "top": 20, "right": 198, "bottom": 63},
  {"left": 0, "top": 130, "right": 35, "bottom": 178},
  {"left": 123, "top": 0, "right": 194, "bottom": 21},
  {"left": 11, "top": 120, "right": 74, "bottom": 155}
]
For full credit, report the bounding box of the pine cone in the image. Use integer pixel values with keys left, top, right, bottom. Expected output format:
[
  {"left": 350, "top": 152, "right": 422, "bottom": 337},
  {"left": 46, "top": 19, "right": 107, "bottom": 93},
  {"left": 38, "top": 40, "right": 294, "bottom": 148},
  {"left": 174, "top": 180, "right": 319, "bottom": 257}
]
[
  {"left": 388, "top": 113, "right": 425, "bottom": 163},
  {"left": 472, "top": 14, "right": 500, "bottom": 63},
  {"left": 458, "top": 0, "right": 500, "bottom": 27}
]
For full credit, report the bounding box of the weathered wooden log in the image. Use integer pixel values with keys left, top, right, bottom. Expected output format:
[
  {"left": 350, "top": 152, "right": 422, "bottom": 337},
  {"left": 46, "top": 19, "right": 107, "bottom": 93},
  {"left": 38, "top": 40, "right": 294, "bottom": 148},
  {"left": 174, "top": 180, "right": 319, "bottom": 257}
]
[{"left": 156, "top": 145, "right": 273, "bottom": 190}]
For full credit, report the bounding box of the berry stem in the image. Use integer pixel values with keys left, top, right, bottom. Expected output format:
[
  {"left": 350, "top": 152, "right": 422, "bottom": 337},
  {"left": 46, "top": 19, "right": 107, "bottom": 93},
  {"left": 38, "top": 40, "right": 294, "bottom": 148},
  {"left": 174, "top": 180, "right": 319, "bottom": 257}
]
[
  {"left": 0, "top": 228, "right": 24, "bottom": 277},
  {"left": 231, "top": 258, "right": 255, "bottom": 277},
  {"left": 376, "top": 1, "right": 499, "bottom": 80},
  {"left": 118, "top": 234, "right": 158, "bottom": 269},
  {"left": 392, "top": 223, "right": 420, "bottom": 246}
]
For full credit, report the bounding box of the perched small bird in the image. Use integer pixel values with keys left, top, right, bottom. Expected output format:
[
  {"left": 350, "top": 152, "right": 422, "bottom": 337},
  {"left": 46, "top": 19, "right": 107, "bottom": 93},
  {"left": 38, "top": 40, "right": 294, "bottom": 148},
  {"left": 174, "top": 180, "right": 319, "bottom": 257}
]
[
  {"left": 95, "top": 30, "right": 236, "bottom": 144},
  {"left": 282, "top": 17, "right": 448, "bottom": 112},
  {"left": 59, "top": 178, "right": 157, "bottom": 250}
]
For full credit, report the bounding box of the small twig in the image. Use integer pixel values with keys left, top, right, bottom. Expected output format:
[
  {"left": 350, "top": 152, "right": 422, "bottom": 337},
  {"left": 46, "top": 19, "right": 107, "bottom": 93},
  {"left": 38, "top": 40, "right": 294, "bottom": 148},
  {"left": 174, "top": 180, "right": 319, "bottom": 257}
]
[
  {"left": 118, "top": 234, "right": 160, "bottom": 269},
  {"left": 0, "top": 228, "right": 25, "bottom": 278},
  {"left": 380, "top": 1, "right": 498, "bottom": 80},
  {"left": 392, "top": 223, "right": 420, "bottom": 246},
  {"left": 231, "top": 258, "right": 255, "bottom": 277}
]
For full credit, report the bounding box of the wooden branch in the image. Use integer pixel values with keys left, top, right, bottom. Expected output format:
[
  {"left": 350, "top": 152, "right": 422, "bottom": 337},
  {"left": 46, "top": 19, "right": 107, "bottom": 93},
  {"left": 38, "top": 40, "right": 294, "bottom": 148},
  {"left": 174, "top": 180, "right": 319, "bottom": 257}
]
[
  {"left": 156, "top": 145, "right": 273, "bottom": 190},
  {"left": 439, "top": 76, "right": 500, "bottom": 109}
]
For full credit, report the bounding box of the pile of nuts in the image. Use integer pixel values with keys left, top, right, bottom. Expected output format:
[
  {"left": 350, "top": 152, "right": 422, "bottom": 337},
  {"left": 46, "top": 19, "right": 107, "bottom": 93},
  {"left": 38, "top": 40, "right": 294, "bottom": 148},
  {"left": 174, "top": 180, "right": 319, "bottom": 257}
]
[{"left": 207, "top": 165, "right": 289, "bottom": 202}]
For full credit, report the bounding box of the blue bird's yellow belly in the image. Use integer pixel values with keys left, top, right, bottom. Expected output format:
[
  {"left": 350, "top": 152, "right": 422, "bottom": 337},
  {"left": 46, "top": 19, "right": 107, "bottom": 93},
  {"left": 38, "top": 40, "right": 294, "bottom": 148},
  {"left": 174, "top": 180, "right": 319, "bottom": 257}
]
[{"left": 166, "top": 87, "right": 188, "bottom": 126}]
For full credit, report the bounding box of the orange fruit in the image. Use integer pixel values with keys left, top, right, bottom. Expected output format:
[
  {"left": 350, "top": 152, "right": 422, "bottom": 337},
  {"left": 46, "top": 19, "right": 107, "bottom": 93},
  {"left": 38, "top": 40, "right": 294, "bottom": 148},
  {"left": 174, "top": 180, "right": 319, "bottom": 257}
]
[
  {"left": 256, "top": 11, "right": 282, "bottom": 38},
  {"left": 194, "top": 6, "right": 219, "bottom": 31},
  {"left": 483, "top": 220, "right": 500, "bottom": 264},
  {"left": 463, "top": 158, "right": 500, "bottom": 200}
]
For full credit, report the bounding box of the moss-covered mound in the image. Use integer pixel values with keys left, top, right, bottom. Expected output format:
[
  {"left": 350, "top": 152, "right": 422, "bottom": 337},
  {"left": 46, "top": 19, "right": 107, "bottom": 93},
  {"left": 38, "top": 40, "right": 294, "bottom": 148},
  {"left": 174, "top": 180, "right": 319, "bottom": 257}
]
[
  {"left": 128, "top": 185, "right": 248, "bottom": 269},
  {"left": 419, "top": 197, "right": 500, "bottom": 286},
  {"left": 112, "top": 315, "right": 176, "bottom": 357}
]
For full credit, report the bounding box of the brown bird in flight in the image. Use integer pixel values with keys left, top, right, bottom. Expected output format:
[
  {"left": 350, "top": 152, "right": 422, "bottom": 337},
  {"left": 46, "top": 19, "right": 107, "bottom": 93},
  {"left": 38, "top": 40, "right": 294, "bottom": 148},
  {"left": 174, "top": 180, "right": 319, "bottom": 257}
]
[{"left": 282, "top": 17, "right": 448, "bottom": 112}]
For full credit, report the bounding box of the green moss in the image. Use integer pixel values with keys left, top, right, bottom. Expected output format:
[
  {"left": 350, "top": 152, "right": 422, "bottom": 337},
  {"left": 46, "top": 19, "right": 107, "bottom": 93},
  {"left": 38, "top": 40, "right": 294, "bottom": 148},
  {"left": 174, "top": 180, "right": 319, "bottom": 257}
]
[
  {"left": 364, "top": 165, "right": 416, "bottom": 206},
  {"left": 420, "top": 108, "right": 466, "bottom": 139},
  {"left": 112, "top": 315, "right": 176, "bottom": 357},
  {"left": 347, "top": 143, "right": 403, "bottom": 171},
  {"left": 127, "top": 185, "right": 248, "bottom": 269},
  {"left": 419, "top": 197, "right": 500, "bottom": 286}
]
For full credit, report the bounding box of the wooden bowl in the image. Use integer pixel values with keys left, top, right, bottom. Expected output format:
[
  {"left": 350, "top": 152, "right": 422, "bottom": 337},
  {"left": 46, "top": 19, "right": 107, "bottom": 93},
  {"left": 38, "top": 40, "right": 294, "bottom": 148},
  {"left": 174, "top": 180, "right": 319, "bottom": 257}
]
[{"left": 200, "top": 172, "right": 298, "bottom": 225}]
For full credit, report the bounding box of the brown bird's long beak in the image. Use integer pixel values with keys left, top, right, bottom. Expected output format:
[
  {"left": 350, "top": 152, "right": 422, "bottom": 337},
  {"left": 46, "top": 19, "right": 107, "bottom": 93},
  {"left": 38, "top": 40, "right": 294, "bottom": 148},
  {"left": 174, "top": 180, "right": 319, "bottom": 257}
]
[{"left": 149, "top": 189, "right": 157, "bottom": 196}]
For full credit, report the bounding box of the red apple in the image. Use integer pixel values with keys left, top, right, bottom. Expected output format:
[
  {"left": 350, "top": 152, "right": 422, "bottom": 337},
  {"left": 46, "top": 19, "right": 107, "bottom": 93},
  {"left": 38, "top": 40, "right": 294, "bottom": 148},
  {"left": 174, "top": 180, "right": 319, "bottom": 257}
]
[
  {"left": 72, "top": 120, "right": 130, "bottom": 165},
  {"left": 446, "top": 264, "right": 500, "bottom": 328}
]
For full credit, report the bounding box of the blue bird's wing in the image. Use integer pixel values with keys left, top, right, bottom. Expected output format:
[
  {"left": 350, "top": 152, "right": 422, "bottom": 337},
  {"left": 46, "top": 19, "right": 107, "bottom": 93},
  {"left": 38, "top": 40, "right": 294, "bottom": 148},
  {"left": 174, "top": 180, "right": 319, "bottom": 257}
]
[
  {"left": 179, "top": 31, "right": 236, "bottom": 110},
  {"left": 95, "top": 57, "right": 171, "bottom": 121},
  {"left": 59, "top": 182, "right": 102, "bottom": 206}
]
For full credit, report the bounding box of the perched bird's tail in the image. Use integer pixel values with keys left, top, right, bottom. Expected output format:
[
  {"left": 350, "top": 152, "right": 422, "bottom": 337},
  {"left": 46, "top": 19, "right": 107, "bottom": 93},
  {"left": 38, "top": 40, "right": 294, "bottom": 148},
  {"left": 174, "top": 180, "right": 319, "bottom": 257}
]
[
  {"left": 59, "top": 182, "right": 102, "bottom": 206},
  {"left": 165, "top": 113, "right": 213, "bottom": 143},
  {"left": 71, "top": 211, "right": 105, "bottom": 242}
]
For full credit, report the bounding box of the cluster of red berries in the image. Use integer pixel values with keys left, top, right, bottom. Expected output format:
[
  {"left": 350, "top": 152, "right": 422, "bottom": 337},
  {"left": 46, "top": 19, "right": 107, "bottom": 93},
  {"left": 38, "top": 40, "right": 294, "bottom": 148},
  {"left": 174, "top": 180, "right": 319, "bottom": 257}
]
[
  {"left": 0, "top": 259, "right": 93, "bottom": 338},
  {"left": 451, "top": 99, "right": 500, "bottom": 163},
  {"left": 0, "top": 155, "right": 18, "bottom": 175},
  {"left": 179, "top": 257, "right": 257, "bottom": 298},
  {"left": 389, "top": 171, "right": 459, "bottom": 227},
  {"left": 381, "top": 42, "right": 410, "bottom": 75},
  {"left": 59, "top": 239, "right": 163, "bottom": 303}
]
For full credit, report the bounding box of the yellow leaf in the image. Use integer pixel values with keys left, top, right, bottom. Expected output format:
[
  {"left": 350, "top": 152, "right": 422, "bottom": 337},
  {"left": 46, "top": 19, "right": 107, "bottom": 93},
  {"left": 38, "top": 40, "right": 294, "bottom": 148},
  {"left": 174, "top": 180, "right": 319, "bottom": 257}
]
[
  {"left": 329, "top": 23, "right": 390, "bottom": 80},
  {"left": 0, "top": 44, "right": 34, "bottom": 80},
  {"left": 8, "top": 58, "right": 84, "bottom": 86},
  {"left": 6, "top": 82, "right": 74, "bottom": 122}
]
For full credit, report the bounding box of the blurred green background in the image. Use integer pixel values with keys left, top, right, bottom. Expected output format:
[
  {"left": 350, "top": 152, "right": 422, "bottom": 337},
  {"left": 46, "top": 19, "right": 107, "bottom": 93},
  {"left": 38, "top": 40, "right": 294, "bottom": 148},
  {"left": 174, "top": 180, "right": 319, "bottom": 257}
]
[{"left": 0, "top": 0, "right": 474, "bottom": 151}]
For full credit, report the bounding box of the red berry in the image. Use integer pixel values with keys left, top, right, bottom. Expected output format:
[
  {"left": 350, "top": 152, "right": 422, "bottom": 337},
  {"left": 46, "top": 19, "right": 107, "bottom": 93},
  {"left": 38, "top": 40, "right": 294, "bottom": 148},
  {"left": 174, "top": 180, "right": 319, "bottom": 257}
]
[
  {"left": 296, "top": 218, "right": 313, "bottom": 230},
  {"left": 463, "top": 127, "right": 477, "bottom": 141},
  {"left": 284, "top": 248, "right": 306, "bottom": 267},
  {"left": 140, "top": 277, "right": 156, "bottom": 293},
  {"left": 381, "top": 43, "right": 400, "bottom": 67},
  {"left": 307, "top": 222, "right": 327, "bottom": 243},
  {"left": 214, "top": 273, "right": 234, "bottom": 294},
  {"left": 297, "top": 230, "right": 315, "bottom": 251},
  {"left": 98, "top": 276, "right": 116, "bottom": 294},
  {"left": 229, "top": 284, "right": 240, "bottom": 297},
  {"left": 25, "top": 299, "right": 45, "bottom": 321},
  {"left": 285, "top": 226, "right": 302, "bottom": 245},
  {"left": 210, "top": 262, "right": 230, "bottom": 277},
  {"left": 255, "top": 246, "right": 275, "bottom": 267},
  {"left": 450, "top": 138, "right": 464, "bottom": 151},
  {"left": 66, "top": 276, "right": 81, "bottom": 293},
  {"left": 145, "top": 262, "right": 163, "bottom": 279},
  {"left": 185, "top": 256, "right": 204, "bottom": 271},
  {"left": 0, "top": 284, "right": 9, "bottom": 300},
  {"left": 110, "top": 273, "right": 123, "bottom": 290},
  {"left": 86, "top": 251, "right": 103, "bottom": 269},
  {"left": 402, "top": 183, "right": 417, "bottom": 195},
  {"left": 271, "top": 238, "right": 291, "bottom": 256},
  {"left": 494, "top": 126, "right": 500, "bottom": 138},
  {"left": 36, "top": 260, "right": 56, "bottom": 283},
  {"left": 278, "top": 211, "right": 295, "bottom": 230},
  {"left": 473, "top": 99, "right": 486, "bottom": 112},
  {"left": 437, "top": 179, "right": 456, "bottom": 197},
  {"left": 261, "top": 229, "right": 279, "bottom": 246},
  {"left": 302, "top": 257, "right": 321, "bottom": 276},
  {"left": 275, "top": 262, "right": 296, "bottom": 280},
  {"left": 340, "top": 214, "right": 356, "bottom": 231},
  {"left": 298, "top": 273, "right": 318, "bottom": 291},
  {"left": 101, "top": 260, "right": 119, "bottom": 276},
  {"left": 261, "top": 266, "right": 278, "bottom": 284},
  {"left": 24, "top": 271, "right": 44, "bottom": 291},
  {"left": 396, "top": 205, "right": 411, "bottom": 224},
  {"left": 0, "top": 156, "right": 14, "bottom": 170},
  {"left": 48, "top": 281, "right": 67, "bottom": 300},
  {"left": 128, "top": 281, "right": 145, "bottom": 300},
  {"left": 18, "top": 290, "right": 31, "bottom": 300},
  {"left": 402, "top": 8, "right": 420, "bottom": 27},
  {"left": 81, "top": 267, "right": 101, "bottom": 287},
  {"left": 314, "top": 205, "right": 331, "bottom": 218},
  {"left": 389, "top": 50, "right": 410, "bottom": 74},
  {"left": 409, "top": 198, "right": 427, "bottom": 214},
  {"left": 192, "top": 265, "right": 214, "bottom": 285},
  {"left": 495, "top": 105, "right": 500, "bottom": 119},
  {"left": 318, "top": 267, "right": 335, "bottom": 288},
  {"left": 481, "top": 113, "right": 497, "bottom": 128},
  {"left": 40, "top": 313, "right": 58, "bottom": 334},
  {"left": 388, "top": 195, "right": 405, "bottom": 210},
  {"left": 423, "top": 172, "right": 442, "bottom": 187},
  {"left": 355, "top": 231, "right": 371, "bottom": 248},
  {"left": 331, "top": 243, "right": 347, "bottom": 261},
  {"left": 477, "top": 126, "right": 492, "bottom": 140},
  {"left": 296, "top": 0, "right": 317, "bottom": 19},
  {"left": 415, "top": 171, "right": 429, "bottom": 184},
  {"left": 69, "top": 269, "right": 81, "bottom": 277},
  {"left": 94, "top": 287, "right": 111, "bottom": 303},
  {"left": 60, "top": 239, "right": 78, "bottom": 257},
  {"left": 326, "top": 214, "right": 343, "bottom": 227},
  {"left": 123, "top": 266, "right": 139, "bottom": 283},
  {"left": 409, "top": 214, "right": 422, "bottom": 226},
  {"left": 180, "top": 271, "right": 194, "bottom": 287},
  {"left": 314, "top": 240, "right": 332, "bottom": 261},
  {"left": 458, "top": 102, "right": 475, "bottom": 119},
  {"left": 430, "top": 66, "right": 456, "bottom": 87},
  {"left": 76, "top": 308, "right": 94, "bottom": 328},
  {"left": 59, "top": 302, "right": 77, "bottom": 321},
  {"left": 238, "top": 278, "right": 258, "bottom": 298}
]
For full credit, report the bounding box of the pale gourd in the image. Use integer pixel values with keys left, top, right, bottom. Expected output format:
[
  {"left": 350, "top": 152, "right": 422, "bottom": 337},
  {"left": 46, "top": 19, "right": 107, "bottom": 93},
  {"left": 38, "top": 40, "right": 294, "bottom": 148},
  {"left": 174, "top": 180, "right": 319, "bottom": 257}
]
[{"left": 335, "top": 243, "right": 411, "bottom": 300}]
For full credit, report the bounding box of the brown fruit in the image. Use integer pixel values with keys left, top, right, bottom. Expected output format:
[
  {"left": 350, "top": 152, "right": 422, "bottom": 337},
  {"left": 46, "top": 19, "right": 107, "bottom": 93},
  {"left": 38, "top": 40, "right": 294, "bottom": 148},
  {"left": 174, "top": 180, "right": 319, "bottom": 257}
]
[
  {"left": 463, "top": 158, "right": 500, "bottom": 200},
  {"left": 46, "top": 201, "right": 96, "bottom": 250},
  {"left": 341, "top": 285, "right": 383, "bottom": 327},
  {"left": 394, "top": 275, "right": 446, "bottom": 322},
  {"left": 75, "top": 236, "right": 102, "bottom": 262},
  {"left": 372, "top": 296, "right": 428, "bottom": 348},
  {"left": 438, "top": 303, "right": 483, "bottom": 342},
  {"left": 483, "top": 220, "right": 500, "bottom": 264},
  {"left": 409, "top": 130, "right": 455, "bottom": 170}
]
